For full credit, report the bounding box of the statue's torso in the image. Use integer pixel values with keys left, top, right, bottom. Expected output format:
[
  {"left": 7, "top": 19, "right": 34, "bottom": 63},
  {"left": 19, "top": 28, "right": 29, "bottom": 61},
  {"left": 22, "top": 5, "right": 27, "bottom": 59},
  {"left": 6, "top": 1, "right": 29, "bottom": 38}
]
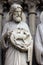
[{"left": 4, "top": 21, "right": 27, "bottom": 65}]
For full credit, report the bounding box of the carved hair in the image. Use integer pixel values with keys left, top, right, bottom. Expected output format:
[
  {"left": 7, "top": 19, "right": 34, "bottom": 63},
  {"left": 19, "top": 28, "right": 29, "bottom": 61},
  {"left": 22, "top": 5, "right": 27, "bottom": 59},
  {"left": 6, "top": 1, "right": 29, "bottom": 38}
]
[{"left": 6, "top": 3, "right": 26, "bottom": 22}]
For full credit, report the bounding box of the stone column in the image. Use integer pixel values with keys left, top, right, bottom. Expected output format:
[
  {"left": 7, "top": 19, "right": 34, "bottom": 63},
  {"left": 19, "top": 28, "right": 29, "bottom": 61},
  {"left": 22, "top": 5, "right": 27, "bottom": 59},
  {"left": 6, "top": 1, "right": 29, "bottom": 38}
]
[
  {"left": 0, "top": 6, "right": 3, "bottom": 34},
  {"left": 28, "top": 4, "right": 36, "bottom": 38},
  {"left": 0, "top": 4, "right": 3, "bottom": 65}
]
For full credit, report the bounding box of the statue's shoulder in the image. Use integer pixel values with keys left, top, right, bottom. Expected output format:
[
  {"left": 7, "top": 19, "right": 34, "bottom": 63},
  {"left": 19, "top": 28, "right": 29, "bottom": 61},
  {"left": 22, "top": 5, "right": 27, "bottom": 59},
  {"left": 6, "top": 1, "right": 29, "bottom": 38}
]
[
  {"left": 4, "top": 22, "right": 11, "bottom": 28},
  {"left": 4, "top": 22, "right": 13, "bottom": 26}
]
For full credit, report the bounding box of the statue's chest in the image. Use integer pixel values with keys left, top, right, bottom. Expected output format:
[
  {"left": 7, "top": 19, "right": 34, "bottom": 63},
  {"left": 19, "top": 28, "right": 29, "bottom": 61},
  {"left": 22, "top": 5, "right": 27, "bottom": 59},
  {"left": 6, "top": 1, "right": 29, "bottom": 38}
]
[{"left": 8, "top": 23, "right": 17, "bottom": 31}]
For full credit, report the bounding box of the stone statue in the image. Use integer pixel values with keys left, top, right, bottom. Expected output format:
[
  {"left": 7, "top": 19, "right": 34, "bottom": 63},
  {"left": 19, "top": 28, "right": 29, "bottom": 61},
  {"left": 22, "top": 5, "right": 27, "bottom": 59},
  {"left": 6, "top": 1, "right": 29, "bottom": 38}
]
[
  {"left": 2, "top": 3, "right": 33, "bottom": 65},
  {"left": 35, "top": 11, "right": 43, "bottom": 65}
]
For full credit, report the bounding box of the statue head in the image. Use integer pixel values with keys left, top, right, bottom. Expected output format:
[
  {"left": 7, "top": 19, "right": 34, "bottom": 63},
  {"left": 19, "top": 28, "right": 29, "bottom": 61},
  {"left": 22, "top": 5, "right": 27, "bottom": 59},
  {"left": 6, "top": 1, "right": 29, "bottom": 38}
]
[
  {"left": 6, "top": 3, "right": 26, "bottom": 23},
  {"left": 40, "top": 11, "right": 43, "bottom": 23},
  {"left": 9, "top": 3, "right": 22, "bottom": 22}
]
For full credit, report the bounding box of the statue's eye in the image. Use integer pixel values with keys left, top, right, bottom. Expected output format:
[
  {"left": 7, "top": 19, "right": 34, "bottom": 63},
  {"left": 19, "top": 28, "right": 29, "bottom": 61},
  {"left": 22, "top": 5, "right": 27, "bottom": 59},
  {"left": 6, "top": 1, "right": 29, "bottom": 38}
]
[{"left": 13, "top": 11, "right": 18, "bottom": 15}]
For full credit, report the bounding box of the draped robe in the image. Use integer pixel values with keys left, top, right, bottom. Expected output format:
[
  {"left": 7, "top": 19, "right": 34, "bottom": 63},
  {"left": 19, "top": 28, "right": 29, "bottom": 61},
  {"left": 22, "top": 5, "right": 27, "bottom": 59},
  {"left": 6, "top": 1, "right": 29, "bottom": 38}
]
[
  {"left": 2, "top": 21, "right": 33, "bottom": 65},
  {"left": 35, "top": 23, "right": 43, "bottom": 64}
]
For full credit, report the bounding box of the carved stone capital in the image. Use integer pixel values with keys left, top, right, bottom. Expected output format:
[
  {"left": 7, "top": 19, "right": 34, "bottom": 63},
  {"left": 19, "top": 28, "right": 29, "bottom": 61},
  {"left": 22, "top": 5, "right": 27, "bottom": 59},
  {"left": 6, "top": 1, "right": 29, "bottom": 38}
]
[
  {"left": 28, "top": 12, "right": 37, "bottom": 15},
  {"left": 23, "top": 0, "right": 40, "bottom": 9}
]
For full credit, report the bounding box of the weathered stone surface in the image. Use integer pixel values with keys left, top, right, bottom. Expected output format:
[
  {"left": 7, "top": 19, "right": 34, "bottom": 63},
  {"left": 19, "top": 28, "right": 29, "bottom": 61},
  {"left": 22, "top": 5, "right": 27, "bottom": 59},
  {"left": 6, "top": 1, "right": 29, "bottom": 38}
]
[
  {"left": 29, "top": 5, "right": 36, "bottom": 37},
  {"left": 0, "top": 4, "right": 3, "bottom": 65}
]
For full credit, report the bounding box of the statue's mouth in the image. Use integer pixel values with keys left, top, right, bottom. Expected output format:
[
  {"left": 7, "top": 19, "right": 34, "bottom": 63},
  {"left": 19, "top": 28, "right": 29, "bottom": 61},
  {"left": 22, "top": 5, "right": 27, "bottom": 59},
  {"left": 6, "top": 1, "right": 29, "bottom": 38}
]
[{"left": 16, "top": 38, "right": 24, "bottom": 43}]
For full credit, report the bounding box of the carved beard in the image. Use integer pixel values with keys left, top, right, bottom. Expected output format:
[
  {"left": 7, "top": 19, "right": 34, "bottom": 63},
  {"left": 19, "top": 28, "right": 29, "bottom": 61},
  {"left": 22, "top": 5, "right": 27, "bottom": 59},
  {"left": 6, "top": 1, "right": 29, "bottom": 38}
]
[{"left": 13, "top": 15, "right": 22, "bottom": 22}]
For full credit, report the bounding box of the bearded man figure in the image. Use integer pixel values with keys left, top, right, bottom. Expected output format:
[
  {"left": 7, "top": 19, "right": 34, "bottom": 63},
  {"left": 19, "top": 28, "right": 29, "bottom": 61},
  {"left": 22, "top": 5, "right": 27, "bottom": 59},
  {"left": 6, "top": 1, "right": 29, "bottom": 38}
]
[{"left": 2, "top": 3, "right": 33, "bottom": 65}]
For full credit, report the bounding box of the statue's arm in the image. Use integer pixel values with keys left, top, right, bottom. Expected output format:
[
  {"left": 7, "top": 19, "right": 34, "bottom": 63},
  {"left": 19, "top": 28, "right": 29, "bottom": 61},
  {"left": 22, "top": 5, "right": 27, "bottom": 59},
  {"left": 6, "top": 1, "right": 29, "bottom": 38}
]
[{"left": 10, "top": 38, "right": 28, "bottom": 51}]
